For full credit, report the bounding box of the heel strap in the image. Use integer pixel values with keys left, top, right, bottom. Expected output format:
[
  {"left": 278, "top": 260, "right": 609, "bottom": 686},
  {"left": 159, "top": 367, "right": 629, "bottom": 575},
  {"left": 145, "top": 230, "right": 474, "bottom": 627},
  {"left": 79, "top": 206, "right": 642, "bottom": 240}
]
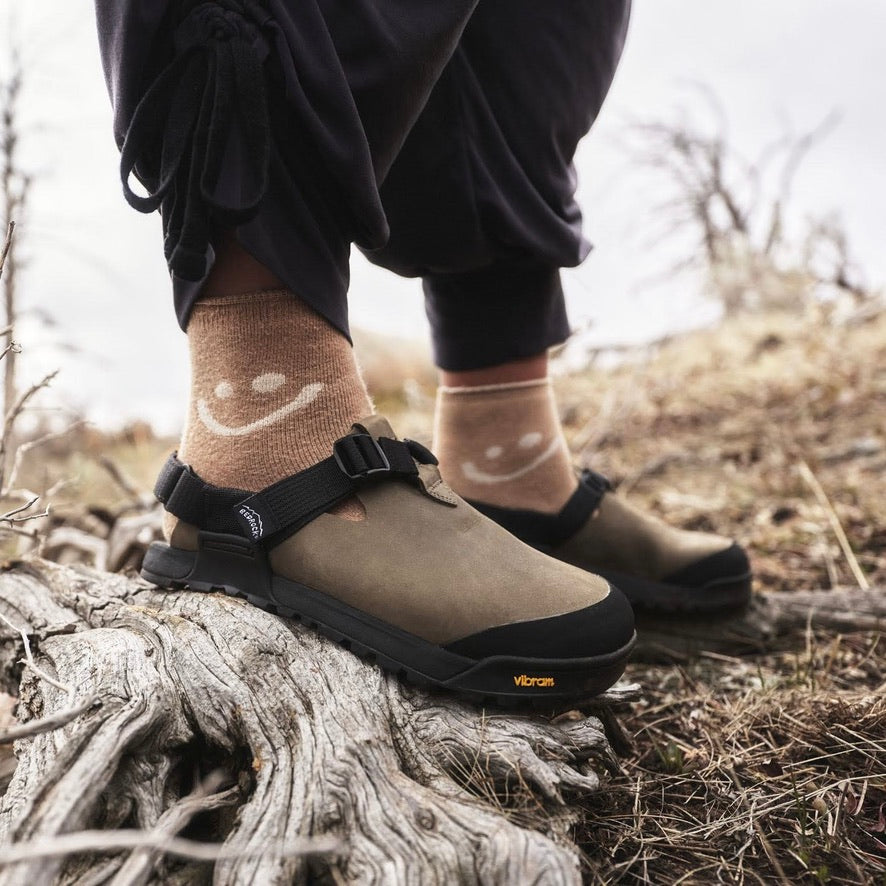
[{"left": 467, "top": 468, "right": 611, "bottom": 549}]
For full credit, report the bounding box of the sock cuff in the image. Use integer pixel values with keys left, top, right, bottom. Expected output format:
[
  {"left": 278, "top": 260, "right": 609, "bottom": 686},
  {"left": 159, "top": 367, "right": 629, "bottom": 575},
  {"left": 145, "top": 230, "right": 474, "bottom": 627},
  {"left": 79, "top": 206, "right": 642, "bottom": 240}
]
[
  {"left": 189, "top": 289, "right": 352, "bottom": 350},
  {"left": 437, "top": 378, "right": 551, "bottom": 396},
  {"left": 195, "top": 289, "right": 293, "bottom": 308}
]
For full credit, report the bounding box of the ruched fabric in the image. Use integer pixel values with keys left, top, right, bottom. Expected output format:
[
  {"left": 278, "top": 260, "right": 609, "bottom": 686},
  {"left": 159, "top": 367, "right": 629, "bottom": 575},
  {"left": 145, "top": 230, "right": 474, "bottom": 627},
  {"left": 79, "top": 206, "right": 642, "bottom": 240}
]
[
  {"left": 119, "top": 2, "right": 272, "bottom": 282},
  {"left": 94, "top": 0, "right": 631, "bottom": 368}
]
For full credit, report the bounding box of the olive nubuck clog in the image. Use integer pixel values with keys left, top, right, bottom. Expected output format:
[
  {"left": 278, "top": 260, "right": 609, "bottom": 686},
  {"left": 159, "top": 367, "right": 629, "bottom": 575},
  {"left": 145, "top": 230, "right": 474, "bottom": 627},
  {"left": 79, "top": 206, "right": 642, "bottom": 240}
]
[
  {"left": 469, "top": 469, "right": 752, "bottom": 616},
  {"left": 141, "top": 416, "right": 635, "bottom": 706}
]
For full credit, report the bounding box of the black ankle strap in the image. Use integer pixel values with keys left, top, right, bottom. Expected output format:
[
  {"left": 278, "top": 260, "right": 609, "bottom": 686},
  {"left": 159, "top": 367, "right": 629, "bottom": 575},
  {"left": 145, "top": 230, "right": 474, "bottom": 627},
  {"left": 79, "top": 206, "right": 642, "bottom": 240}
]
[
  {"left": 155, "top": 433, "right": 433, "bottom": 545},
  {"left": 467, "top": 468, "right": 611, "bottom": 550}
]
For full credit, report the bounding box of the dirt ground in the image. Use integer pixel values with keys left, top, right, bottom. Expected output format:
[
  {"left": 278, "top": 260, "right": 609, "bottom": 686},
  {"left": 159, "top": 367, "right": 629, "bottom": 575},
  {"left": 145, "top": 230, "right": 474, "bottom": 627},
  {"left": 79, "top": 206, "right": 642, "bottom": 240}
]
[{"left": 8, "top": 305, "right": 886, "bottom": 884}]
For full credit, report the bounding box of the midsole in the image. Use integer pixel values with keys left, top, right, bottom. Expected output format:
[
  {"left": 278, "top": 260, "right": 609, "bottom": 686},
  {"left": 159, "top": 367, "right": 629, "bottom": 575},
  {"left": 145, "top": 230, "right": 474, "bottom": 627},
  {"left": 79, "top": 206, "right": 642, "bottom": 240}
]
[{"left": 141, "top": 538, "right": 635, "bottom": 698}]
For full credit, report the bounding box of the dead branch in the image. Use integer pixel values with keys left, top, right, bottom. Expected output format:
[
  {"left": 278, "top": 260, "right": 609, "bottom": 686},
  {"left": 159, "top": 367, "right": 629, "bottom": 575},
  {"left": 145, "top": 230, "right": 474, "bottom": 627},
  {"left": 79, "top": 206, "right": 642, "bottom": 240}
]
[
  {"left": 0, "top": 370, "right": 58, "bottom": 492},
  {"left": 0, "top": 695, "right": 98, "bottom": 744},
  {"left": 1, "top": 421, "right": 88, "bottom": 498},
  {"left": 0, "top": 496, "right": 49, "bottom": 526},
  {"left": 40, "top": 526, "right": 109, "bottom": 570},
  {"left": 0, "top": 341, "right": 19, "bottom": 364},
  {"left": 96, "top": 455, "right": 144, "bottom": 506},
  {"left": 634, "top": 586, "right": 886, "bottom": 661},
  {"left": 0, "top": 829, "right": 339, "bottom": 867},
  {"left": 0, "top": 608, "right": 75, "bottom": 704},
  {"left": 628, "top": 94, "right": 868, "bottom": 317},
  {"left": 0, "top": 223, "right": 12, "bottom": 284}
]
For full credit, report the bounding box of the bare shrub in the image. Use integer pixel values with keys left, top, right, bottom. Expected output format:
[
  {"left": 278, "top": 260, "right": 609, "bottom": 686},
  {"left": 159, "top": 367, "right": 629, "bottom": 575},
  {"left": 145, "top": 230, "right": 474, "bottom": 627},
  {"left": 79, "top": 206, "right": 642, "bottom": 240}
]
[{"left": 630, "top": 89, "right": 879, "bottom": 318}]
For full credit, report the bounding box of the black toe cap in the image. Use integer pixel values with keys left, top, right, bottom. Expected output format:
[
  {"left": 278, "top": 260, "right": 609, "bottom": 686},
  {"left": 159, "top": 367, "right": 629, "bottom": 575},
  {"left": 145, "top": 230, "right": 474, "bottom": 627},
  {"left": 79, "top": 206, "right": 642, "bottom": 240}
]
[
  {"left": 443, "top": 585, "right": 635, "bottom": 661},
  {"left": 663, "top": 542, "right": 751, "bottom": 589}
]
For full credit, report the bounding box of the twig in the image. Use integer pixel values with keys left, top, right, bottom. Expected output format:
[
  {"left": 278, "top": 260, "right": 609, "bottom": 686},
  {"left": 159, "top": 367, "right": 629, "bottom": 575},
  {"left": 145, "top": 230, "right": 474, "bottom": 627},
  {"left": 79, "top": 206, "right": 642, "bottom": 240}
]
[
  {"left": 0, "top": 609, "right": 75, "bottom": 704},
  {"left": 0, "top": 221, "right": 13, "bottom": 282},
  {"left": 97, "top": 454, "right": 144, "bottom": 507},
  {"left": 0, "top": 610, "right": 98, "bottom": 743},
  {"left": 0, "top": 695, "right": 99, "bottom": 744},
  {"left": 0, "top": 340, "right": 21, "bottom": 362},
  {"left": 797, "top": 459, "right": 870, "bottom": 589},
  {"left": 1, "top": 495, "right": 49, "bottom": 525},
  {"left": 109, "top": 772, "right": 238, "bottom": 885},
  {"left": 1, "top": 370, "right": 58, "bottom": 435},
  {"left": 41, "top": 526, "right": 109, "bottom": 572},
  {"left": 2, "top": 419, "right": 88, "bottom": 496},
  {"left": 0, "top": 524, "right": 42, "bottom": 549},
  {"left": 0, "top": 830, "right": 340, "bottom": 866},
  {"left": 71, "top": 858, "right": 124, "bottom": 886},
  {"left": 1, "top": 495, "right": 39, "bottom": 518},
  {"left": 0, "top": 370, "right": 59, "bottom": 490}
]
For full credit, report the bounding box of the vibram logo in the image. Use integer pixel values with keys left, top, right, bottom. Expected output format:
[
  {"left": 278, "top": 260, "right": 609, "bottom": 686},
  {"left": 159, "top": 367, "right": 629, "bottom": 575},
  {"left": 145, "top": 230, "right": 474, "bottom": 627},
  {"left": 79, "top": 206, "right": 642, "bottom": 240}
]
[
  {"left": 238, "top": 505, "right": 264, "bottom": 541},
  {"left": 513, "top": 674, "right": 555, "bottom": 688}
]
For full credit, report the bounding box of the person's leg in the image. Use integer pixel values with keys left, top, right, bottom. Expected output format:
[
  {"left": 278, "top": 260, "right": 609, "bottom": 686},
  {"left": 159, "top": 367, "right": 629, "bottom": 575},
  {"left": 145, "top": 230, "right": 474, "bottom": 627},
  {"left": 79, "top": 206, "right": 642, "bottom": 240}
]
[
  {"left": 94, "top": 0, "right": 483, "bottom": 489},
  {"left": 368, "top": 0, "right": 627, "bottom": 514},
  {"left": 368, "top": 0, "right": 751, "bottom": 613},
  {"left": 94, "top": 0, "right": 635, "bottom": 702}
]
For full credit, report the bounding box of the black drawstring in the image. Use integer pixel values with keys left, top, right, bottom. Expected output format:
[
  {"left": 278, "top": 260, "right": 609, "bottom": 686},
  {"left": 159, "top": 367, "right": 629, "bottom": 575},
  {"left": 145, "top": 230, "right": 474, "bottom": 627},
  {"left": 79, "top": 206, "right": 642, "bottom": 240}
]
[{"left": 120, "top": 2, "right": 271, "bottom": 282}]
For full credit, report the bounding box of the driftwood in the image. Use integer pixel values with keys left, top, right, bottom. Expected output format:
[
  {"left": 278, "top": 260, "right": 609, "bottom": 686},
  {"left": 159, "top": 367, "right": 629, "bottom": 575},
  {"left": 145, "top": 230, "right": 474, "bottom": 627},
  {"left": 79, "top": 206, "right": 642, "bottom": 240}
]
[{"left": 0, "top": 559, "right": 629, "bottom": 885}]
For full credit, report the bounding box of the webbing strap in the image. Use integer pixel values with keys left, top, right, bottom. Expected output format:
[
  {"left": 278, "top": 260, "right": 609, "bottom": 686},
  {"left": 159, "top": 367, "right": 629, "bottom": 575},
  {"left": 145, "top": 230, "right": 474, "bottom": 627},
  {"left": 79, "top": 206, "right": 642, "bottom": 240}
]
[
  {"left": 154, "top": 458, "right": 246, "bottom": 536},
  {"left": 154, "top": 434, "right": 427, "bottom": 544},
  {"left": 466, "top": 467, "right": 612, "bottom": 549}
]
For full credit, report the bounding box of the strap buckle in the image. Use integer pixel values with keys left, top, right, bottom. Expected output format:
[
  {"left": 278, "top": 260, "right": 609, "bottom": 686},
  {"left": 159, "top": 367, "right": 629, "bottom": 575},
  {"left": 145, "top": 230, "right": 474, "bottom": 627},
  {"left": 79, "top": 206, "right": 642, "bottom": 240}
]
[
  {"left": 580, "top": 468, "right": 612, "bottom": 496},
  {"left": 333, "top": 434, "right": 391, "bottom": 479}
]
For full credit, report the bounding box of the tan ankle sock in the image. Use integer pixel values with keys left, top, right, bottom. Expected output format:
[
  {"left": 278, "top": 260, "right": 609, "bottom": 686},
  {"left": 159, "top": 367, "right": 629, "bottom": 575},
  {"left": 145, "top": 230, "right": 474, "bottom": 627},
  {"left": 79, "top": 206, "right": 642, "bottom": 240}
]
[
  {"left": 177, "top": 288, "right": 371, "bottom": 491},
  {"left": 433, "top": 379, "right": 577, "bottom": 513}
]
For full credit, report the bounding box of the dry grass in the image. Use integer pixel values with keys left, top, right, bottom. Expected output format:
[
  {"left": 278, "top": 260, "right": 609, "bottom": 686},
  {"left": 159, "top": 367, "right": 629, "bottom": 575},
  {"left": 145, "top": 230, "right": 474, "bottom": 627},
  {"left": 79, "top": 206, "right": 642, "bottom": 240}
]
[
  {"left": 556, "top": 308, "right": 886, "bottom": 595},
  {"left": 577, "top": 644, "right": 886, "bottom": 884}
]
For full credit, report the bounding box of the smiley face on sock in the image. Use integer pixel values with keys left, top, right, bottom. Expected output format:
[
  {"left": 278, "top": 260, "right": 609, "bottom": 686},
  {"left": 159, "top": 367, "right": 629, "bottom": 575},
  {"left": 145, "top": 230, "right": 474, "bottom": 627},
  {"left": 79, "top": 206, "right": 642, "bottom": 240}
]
[
  {"left": 461, "top": 430, "right": 564, "bottom": 484},
  {"left": 197, "top": 373, "right": 323, "bottom": 437}
]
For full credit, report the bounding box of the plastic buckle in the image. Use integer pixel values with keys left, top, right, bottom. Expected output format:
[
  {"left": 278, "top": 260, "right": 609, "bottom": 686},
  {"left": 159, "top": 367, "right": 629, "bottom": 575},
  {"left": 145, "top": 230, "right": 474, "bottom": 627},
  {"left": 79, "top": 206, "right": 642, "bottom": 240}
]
[
  {"left": 333, "top": 434, "right": 391, "bottom": 479},
  {"left": 580, "top": 468, "right": 612, "bottom": 494}
]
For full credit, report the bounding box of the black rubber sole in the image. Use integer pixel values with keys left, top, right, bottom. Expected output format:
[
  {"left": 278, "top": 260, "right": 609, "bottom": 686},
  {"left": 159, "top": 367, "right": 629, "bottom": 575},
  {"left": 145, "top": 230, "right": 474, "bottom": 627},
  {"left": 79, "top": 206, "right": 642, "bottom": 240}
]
[
  {"left": 140, "top": 533, "right": 635, "bottom": 708},
  {"left": 591, "top": 566, "right": 753, "bottom": 616}
]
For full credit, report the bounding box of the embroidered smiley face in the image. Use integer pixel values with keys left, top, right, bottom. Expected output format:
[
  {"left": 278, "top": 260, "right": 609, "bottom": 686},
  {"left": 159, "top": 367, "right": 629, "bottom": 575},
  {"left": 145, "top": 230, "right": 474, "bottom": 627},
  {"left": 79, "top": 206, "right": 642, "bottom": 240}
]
[
  {"left": 197, "top": 373, "right": 323, "bottom": 437},
  {"left": 461, "top": 431, "right": 563, "bottom": 484}
]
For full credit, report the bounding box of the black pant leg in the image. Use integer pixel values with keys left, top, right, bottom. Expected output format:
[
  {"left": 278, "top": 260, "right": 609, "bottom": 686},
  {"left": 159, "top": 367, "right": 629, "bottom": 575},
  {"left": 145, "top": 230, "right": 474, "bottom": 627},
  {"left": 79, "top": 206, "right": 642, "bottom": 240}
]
[
  {"left": 364, "top": 0, "right": 631, "bottom": 369},
  {"left": 93, "top": 0, "right": 477, "bottom": 334}
]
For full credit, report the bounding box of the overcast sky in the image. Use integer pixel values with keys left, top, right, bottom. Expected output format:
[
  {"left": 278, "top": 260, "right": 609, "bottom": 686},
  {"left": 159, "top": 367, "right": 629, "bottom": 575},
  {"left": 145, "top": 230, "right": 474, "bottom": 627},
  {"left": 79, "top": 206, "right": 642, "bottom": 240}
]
[{"left": 4, "top": 1, "right": 885, "bottom": 433}]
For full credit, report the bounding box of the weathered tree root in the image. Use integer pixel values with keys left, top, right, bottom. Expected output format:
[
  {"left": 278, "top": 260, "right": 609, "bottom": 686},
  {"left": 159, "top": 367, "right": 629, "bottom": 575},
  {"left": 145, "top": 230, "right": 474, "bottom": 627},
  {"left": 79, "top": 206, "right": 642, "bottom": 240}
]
[
  {"left": 634, "top": 586, "right": 886, "bottom": 660},
  {"left": 0, "top": 560, "right": 620, "bottom": 885}
]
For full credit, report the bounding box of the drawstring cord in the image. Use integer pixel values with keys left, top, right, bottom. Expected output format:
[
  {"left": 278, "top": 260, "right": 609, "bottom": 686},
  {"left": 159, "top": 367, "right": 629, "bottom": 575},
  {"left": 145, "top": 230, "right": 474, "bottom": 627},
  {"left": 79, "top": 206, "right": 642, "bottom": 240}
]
[{"left": 120, "top": 2, "right": 272, "bottom": 281}]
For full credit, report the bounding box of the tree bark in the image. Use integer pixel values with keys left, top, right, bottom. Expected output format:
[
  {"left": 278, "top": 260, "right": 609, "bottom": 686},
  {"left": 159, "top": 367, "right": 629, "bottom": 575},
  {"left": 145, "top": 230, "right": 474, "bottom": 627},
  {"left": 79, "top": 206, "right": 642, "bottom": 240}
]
[{"left": 0, "top": 559, "right": 623, "bottom": 885}]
